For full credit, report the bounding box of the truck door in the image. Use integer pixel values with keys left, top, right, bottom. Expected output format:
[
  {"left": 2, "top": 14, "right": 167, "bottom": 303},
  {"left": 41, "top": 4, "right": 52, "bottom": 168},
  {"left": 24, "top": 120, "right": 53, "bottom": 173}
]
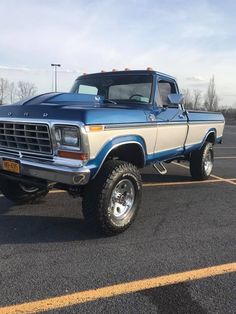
[{"left": 152, "top": 79, "right": 188, "bottom": 160}]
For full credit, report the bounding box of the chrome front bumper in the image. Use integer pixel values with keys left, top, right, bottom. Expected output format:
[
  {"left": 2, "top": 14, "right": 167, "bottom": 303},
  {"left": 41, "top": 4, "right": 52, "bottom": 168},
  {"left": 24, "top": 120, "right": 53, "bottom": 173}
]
[{"left": 0, "top": 153, "right": 90, "bottom": 186}]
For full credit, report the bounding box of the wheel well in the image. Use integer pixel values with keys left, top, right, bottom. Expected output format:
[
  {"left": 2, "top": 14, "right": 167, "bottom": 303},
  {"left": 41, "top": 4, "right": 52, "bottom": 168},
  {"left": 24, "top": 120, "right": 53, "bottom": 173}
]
[
  {"left": 105, "top": 143, "right": 145, "bottom": 168},
  {"left": 205, "top": 132, "right": 216, "bottom": 144}
]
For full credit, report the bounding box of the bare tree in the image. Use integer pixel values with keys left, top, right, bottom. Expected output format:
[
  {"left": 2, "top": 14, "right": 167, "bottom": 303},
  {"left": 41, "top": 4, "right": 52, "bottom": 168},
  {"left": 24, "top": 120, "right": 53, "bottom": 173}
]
[
  {"left": 182, "top": 88, "right": 193, "bottom": 109},
  {"left": 16, "top": 81, "right": 37, "bottom": 100},
  {"left": 9, "top": 82, "right": 16, "bottom": 104},
  {"left": 204, "top": 76, "right": 219, "bottom": 111},
  {"left": 192, "top": 89, "right": 202, "bottom": 110},
  {"left": 0, "top": 78, "right": 9, "bottom": 105}
]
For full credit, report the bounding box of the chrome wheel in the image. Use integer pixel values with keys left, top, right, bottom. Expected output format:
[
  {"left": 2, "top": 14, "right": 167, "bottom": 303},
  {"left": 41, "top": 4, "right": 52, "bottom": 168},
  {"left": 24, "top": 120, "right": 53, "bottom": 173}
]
[
  {"left": 204, "top": 149, "right": 213, "bottom": 176},
  {"left": 109, "top": 179, "right": 135, "bottom": 223}
]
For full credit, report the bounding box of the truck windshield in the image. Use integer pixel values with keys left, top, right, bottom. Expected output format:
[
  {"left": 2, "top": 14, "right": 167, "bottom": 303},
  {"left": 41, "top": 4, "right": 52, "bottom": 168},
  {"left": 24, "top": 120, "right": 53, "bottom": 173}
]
[{"left": 70, "top": 74, "right": 153, "bottom": 105}]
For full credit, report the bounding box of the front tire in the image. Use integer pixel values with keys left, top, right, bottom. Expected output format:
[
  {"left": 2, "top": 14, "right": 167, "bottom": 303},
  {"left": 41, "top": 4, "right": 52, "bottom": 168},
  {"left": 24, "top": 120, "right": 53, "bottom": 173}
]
[
  {"left": 190, "top": 142, "right": 214, "bottom": 180},
  {"left": 0, "top": 177, "right": 49, "bottom": 204},
  {"left": 82, "top": 160, "right": 142, "bottom": 236}
]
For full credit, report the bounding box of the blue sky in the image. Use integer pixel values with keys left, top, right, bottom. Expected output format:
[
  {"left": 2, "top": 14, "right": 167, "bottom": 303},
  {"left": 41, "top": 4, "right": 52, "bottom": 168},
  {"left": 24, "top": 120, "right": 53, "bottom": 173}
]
[{"left": 0, "top": 0, "right": 235, "bottom": 106}]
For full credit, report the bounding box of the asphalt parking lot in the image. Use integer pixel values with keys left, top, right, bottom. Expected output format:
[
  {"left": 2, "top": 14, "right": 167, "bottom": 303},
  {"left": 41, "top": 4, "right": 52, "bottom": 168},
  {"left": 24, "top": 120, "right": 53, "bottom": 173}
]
[{"left": 0, "top": 125, "right": 235, "bottom": 314}]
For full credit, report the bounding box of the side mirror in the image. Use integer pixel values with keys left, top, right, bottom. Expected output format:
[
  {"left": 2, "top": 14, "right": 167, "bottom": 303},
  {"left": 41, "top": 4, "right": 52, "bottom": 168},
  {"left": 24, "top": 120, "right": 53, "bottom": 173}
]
[{"left": 167, "top": 93, "right": 184, "bottom": 106}]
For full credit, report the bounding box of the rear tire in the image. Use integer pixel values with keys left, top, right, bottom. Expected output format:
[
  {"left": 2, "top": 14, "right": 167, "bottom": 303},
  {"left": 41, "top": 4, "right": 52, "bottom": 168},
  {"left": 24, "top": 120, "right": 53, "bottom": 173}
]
[
  {"left": 190, "top": 142, "right": 214, "bottom": 180},
  {"left": 82, "top": 160, "right": 142, "bottom": 236},
  {"left": 0, "top": 177, "right": 49, "bottom": 204}
]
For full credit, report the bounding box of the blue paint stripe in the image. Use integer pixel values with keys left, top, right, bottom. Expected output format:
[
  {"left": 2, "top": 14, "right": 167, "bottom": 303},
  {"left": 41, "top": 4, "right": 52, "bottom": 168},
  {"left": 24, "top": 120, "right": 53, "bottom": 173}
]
[{"left": 146, "top": 147, "right": 184, "bottom": 164}]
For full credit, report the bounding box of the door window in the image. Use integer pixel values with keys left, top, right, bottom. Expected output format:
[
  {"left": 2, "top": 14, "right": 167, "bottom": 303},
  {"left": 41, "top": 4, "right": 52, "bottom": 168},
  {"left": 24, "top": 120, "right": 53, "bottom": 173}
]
[{"left": 158, "top": 81, "right": 177, "bottom": 107}]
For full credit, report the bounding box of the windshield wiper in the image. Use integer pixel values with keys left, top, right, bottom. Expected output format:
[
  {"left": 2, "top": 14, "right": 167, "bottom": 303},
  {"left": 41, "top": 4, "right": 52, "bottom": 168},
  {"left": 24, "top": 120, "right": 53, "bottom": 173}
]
[{"left": 103, "top": 99, "right": 117, "bottom": 105}]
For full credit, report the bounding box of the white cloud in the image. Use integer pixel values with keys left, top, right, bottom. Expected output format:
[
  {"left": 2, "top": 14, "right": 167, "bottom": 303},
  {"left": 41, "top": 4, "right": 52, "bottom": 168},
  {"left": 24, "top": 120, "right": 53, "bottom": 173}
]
[
  {"left": 0, "top": 65, "right": 31, "bottom": 72},
  {"left": 185, "top": 76, "right": 206, "bottom": 82},
  {"left": 0, "top": 0, "right": 235, "bottom": 106}
]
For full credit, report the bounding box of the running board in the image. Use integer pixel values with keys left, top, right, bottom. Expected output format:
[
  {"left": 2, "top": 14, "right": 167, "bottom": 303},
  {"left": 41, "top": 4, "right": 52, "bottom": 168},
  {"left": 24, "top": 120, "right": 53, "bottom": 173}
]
[{"left": 153, "top": 162, "right": 167, "bottom": 175}]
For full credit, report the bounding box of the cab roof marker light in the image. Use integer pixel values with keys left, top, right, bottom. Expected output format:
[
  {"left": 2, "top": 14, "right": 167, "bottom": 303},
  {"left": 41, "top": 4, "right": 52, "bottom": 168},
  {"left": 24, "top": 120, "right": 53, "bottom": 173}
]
[
  {"left": 101, "top": 70, "right": 106, "bottom": 72},
  {"left": 112, "top": 69, "right": 117, "bottom": 72},
  {"left": 124, "top": 68, "right": 130, "bottom": 71},
  {"left": 146, "top": 67, "right": 153, "bottom": 71}
]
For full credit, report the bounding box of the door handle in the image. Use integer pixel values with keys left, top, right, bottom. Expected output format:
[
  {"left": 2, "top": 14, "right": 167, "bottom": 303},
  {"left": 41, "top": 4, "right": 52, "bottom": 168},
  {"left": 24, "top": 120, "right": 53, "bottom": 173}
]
[{"left": 178, "top": 114, "right": 184, "bottom": 119}]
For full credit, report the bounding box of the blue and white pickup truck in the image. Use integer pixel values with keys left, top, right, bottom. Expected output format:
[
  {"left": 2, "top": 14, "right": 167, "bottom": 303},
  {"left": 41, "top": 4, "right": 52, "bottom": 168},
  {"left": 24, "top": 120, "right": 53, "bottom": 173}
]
[{"left": 0, "top": 70, "right": 225, "bottom": 235}]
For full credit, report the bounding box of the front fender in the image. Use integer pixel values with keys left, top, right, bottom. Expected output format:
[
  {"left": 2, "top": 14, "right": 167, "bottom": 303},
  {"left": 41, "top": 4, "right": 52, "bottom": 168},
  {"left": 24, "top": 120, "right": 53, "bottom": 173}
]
[{"left": 86, "top": 135, "right": 147, "bottom": 177}]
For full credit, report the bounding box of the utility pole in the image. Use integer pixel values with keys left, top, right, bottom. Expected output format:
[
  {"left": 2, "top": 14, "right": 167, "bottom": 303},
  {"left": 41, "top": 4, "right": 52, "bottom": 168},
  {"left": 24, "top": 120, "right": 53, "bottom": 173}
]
[{"left": 51, "top": 63, "right": 61, "bottom": 92}]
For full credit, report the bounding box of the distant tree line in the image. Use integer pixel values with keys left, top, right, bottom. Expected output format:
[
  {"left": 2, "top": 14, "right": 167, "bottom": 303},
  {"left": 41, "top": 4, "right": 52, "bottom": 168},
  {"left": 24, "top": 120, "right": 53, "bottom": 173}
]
[
  {"left": 181, "top": 75, "right": 236, "bottom": 121},
  {"left": 0, "top": 75, "right": 235, "bottom": 121},
  {"left": 0, "top": 77, "right": 37, "bottom": 105},
  {"left": 220, "top": 107, "right": 236, "bottom": 122},
  {"left": 181, "top": 76, "right": 219, "bottom": 111}
]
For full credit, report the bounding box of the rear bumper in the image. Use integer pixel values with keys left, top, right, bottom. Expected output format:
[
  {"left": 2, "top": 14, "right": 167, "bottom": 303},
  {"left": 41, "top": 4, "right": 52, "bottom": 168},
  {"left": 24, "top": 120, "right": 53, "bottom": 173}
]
[{"left": 0, "top": 153, "right": 90, "bottom": 186}]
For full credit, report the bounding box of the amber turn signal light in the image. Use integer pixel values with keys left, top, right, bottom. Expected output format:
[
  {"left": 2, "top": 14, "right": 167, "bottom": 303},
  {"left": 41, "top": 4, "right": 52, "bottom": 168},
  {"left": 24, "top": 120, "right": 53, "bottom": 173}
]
[
  {"left": 58, "top": 150, "right": 89, "bottom": 160},
  {"left": 86, "top": 125, "right": 104, "bottom": 132}
]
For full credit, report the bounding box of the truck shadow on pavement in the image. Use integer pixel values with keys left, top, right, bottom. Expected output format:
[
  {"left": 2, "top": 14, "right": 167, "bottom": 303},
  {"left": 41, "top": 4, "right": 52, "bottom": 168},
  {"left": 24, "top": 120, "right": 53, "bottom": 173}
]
[
  {"left": 0, "top": 199, "right": 101, "bottom": 244},
  {"left": 0, "top": 173, "right": 192, "bottom": 245},
  {"left": 0, "top": 213, "right": 100, "bottom": 244},
  {"left": 141, "top": 173, "right": 191, "bottom": 183}
]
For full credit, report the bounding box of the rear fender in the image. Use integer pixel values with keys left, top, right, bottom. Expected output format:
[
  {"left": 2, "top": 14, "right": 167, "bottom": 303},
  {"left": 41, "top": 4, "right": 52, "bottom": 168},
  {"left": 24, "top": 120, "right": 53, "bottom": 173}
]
[{"left": 200, "top": 128, "right": 216, "bottom": 148}]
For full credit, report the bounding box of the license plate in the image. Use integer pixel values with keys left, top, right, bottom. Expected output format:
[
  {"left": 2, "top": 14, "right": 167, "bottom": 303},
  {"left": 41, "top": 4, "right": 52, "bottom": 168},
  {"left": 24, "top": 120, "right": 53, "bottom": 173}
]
[{"left": 2, "top": 160, "right": 20, "bottom": 174}]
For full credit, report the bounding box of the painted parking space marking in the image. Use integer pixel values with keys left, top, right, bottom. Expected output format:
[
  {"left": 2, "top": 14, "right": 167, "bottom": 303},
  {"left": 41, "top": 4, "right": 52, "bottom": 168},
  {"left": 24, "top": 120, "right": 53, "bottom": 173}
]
[
  {"left": 0, "top": 190, "right": 66, "bottom": 198},
  {"left": 0, "top": 155, "right": 235, "bottom": 199},
  {"left": 0, "top": 262, "right": 235, "bottom": 314},
  {"left": 214, "top": 146, "right": 236, "bottom": 149},
  {"left": 215, "top": 156, "right": 236, "bottom": 159},
  {"left": 49, "top": 190, "right": 66, "bottom": 194},
  {"left": 172, "top": 162, "right": 236, "bottom": 186},
  {"left": 1, "top": 176, "right": 236, "bottom": 200},
  {"left": 210, "top": 174, "right": 236, "bottom": 186},
  {"left": 143, "top": 178, "right": 236, "bottom": 187}
]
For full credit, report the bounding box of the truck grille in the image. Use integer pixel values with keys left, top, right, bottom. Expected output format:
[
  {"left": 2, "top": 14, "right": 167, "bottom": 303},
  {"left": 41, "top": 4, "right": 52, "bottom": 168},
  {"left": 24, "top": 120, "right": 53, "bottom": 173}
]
[{"left": 0, "top": 122, "right": 52, "bottom": 155}]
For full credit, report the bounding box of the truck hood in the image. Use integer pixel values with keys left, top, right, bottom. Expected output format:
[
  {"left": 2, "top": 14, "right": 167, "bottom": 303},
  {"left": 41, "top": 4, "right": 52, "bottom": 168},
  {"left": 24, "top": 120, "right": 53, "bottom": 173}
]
[{"left": 0, "top": 92, "right": 149, "bottom": 124}]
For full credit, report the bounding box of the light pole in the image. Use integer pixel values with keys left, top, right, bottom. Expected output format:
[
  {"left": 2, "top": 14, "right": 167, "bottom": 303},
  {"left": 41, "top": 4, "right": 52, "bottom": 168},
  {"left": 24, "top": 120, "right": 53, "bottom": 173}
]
[{"left": 51, "top": 63, "right": 61, "bottom": 92}]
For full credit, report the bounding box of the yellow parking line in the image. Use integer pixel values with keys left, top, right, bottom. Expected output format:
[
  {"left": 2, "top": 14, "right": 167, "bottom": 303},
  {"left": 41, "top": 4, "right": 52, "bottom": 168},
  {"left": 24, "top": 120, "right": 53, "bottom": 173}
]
[
  {"left": 50, "top": 178, "right": 236, "bottom": 192},
  {"left": 50, "top": 180, "right": 224, "bottom": 192},
  {"left": 172, "top": 162, "right": 236, "bottom": 186},
  {"left": 1, "top": 176, "right": 236, "bottom": 200},
  {"left": 209, "top": 174, "right": 236, "bottom": 186},
  {"left": 0, "top": 262, "right": 235, "bottom": 314},
  {"left": 49, "top": 190, "right": 66, "bottom": 194},
  {"left": 214, "top": 146, "right": 236, "bottom": 149},
  {"left": 171, "top": 161, "right": 190, "bottom": 170},
  {"left": 0, "top": 190, "right": 66, "bottom": 198},
  {"left": 144, "top": 178, "right": 236, "bottom": 187},
  {"left": 144, "top": 179, "right": 222, "bottom": 187},
  {"left": 215, "top": 156, "right": 236, "bottom": 159},
  {"left": 1, "top": 159, "right": 235, "bottom": 200}
]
